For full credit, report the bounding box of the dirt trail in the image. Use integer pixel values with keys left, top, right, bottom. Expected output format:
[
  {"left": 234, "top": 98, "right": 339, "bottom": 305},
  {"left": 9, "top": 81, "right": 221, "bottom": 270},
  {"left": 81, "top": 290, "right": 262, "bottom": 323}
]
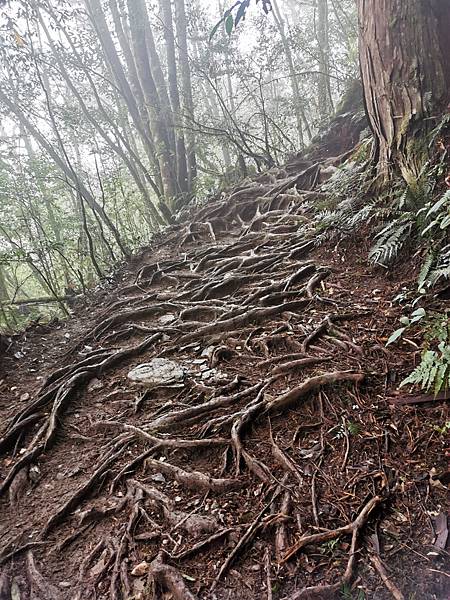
[{"left": 0, "top": 159, "right": 449, "bottom": 600}]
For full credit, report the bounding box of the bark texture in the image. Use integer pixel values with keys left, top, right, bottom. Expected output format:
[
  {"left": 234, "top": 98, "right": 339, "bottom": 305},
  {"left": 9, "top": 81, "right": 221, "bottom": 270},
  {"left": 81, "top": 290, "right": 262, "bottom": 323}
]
[
  {"left": 358, "top": 0, "right": 450, "bottom": 177},
  {"left": 161, "top": 0, "right": 189, "bottom": 193},
  {"left": 174, "top": 0, "right": 197, "bottom": 187}
]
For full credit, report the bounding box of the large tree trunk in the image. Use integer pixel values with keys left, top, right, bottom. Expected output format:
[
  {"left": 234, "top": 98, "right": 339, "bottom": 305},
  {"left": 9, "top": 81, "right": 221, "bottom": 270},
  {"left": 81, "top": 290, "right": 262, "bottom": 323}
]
[{"left": 358, "top": 0, "right": 450, "bottom": 179}]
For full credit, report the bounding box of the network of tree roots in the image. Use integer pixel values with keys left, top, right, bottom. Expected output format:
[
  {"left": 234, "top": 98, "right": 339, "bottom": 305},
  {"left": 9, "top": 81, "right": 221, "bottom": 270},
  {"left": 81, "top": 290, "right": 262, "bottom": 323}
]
[{"left": 0, "top": 155, "right": 448, "bottom": 599}]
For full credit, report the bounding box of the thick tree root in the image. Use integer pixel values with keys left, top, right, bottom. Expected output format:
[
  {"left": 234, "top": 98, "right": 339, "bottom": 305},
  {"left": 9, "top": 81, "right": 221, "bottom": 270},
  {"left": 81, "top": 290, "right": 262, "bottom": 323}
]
[
  {"left": 170, "top": 528, "right": 234, "bottom": 561},
  {"left": 147, "top": 552, "right": 198, "bottom": 600},
  {"left": 0, "top": 334, "right": 162, "bottom": 498},
  {"left": 281, "top": 495, "right": 383, "bottom": 563},
  {"left": 26, "top": 552, "right": 61, "bottom": 600},
  {"left": 43, "top": 443, "right": 129, "bottom": 536},
  {"left": 145, "top": 458, "right": 241, "bottom": 492},
  {"left": 0, "top": 167, "right": 394, "bottom": 600}
]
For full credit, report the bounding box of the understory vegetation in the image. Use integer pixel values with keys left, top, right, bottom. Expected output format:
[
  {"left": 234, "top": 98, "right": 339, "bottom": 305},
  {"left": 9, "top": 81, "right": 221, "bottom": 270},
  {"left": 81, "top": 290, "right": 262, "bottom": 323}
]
[{"left": 310, "top": 115, "right": 450, "bottom": 395}]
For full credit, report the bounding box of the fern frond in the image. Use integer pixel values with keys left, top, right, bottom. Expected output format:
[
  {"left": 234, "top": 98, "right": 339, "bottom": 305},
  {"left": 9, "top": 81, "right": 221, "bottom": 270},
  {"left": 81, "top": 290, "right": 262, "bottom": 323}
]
[
  {"left": 369, "top": 217, "right": 414, "bottom": 265},
  {"left": 418, "top": 251, "right": 434, "bottom": 290},
  {"left": 425, "top": 189, "right": 450, "bottom": 218},
  {"left": 401, "top": 344, "right": 450, "bottom": 394},
  {"left": 427, "top": 245, "right": 450, "bottom": 286}
]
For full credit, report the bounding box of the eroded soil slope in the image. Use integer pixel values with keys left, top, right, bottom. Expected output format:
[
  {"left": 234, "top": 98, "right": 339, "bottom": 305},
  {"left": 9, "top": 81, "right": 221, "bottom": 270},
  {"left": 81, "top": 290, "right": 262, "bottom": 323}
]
[{"left": 0, "top": 162, "right": 449, "bottom": 600}]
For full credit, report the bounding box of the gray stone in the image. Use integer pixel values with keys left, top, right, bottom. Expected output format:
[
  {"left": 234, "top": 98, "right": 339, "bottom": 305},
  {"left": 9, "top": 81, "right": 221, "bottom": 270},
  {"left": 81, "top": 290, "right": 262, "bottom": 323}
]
[{"left": 128, "top": 358, "right": 185, "bottom": 388}]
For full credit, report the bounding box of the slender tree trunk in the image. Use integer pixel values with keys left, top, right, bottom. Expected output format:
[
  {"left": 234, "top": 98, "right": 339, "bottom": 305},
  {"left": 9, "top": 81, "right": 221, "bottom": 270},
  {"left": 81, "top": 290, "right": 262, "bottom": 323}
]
[
  {"left": 0, "top": 88, "right": 129, "bottom": 257},
  {"left": 271, "top": 0, "right": 306, "bottom": 147},
  {"left": 126, "top": 0, "right": 177, "bottom": 201},
  {"left": 0, "top": 268, "right": 10, "bottom": 304},
  {"left": 21, "top": 127, "right": 72, "bottom": 287},
  {"left": 358, "top": 0, "right": 450, "bottom": 179},
  {"left": 174, "top": 0, "right": 198, "bottom": 187},
  {"left": 107, "top": 0, "right": 163, "bottom": 184},
  {"left": 317, "top": 0, "right": 333, "bottom": 122},
  {"left": 36, "top": 3, "right": 166, "bottom": 226},
  {"left": 84, "top": 0, "right": 166, "bottom": 198},
  {"left": 107, "top": 0, "right": 147, "bottom": 130},
  {"left": 161, "top": 0, "right": 189, "bottom": 194},
  {"left": 143, "top": 7, "right": 177, "bottom": 162}
]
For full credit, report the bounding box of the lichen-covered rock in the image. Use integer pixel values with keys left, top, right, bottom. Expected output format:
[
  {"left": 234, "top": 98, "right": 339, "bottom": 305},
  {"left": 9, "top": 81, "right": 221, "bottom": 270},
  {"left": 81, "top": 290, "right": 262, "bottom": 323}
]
[{"left": 127, "top": 358, "right": 185, "bottom": 387}]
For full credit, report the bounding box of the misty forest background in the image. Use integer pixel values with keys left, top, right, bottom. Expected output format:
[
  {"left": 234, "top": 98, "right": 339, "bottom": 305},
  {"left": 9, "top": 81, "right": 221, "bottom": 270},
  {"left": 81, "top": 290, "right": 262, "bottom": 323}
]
[{"left": 0, "top": 0, "right": 357, "bottom": 329}]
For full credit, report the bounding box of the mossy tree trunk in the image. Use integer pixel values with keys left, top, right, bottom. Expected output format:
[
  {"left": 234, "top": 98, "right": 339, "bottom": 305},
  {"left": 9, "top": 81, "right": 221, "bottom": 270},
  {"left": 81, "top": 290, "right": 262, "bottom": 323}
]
[{"left": 358, "top": 0, "right": 450, "bottom": 179}]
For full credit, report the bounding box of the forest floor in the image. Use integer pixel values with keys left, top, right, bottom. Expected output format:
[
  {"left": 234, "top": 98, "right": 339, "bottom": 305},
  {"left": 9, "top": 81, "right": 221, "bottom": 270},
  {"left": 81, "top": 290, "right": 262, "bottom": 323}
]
[{"left": 0, "top": 152, "right": 449, "bottom": 600}]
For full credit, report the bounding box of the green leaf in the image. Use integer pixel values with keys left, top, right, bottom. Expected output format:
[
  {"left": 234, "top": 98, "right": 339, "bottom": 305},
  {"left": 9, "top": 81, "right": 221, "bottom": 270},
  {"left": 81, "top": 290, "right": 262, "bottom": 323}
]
[
  {"left": 418, "top": 251, "right": 434, "bottom": 290},
  {"left": 426, "top": 190, "right": 450, "bottom": 217},
  {"left": 225, "top": 14, "right": 234, "bottom": 35},
  {"left": 209, "top": 17, "right": 225, "bottom": 41},
  {"left": 399, "top": 316, "right": 410, "bottom": 326},
  {"left": 386, "top": 327, "right": 405, "bottom": 346},
  {"left": 410, "top": 307, "right": 426, "bottom": 323},
  {"left": 421, "top": 219, "right": 439, "bottom": 235},
  {"left": 434, "top": 364, "right": 448, "bottom": 395}
]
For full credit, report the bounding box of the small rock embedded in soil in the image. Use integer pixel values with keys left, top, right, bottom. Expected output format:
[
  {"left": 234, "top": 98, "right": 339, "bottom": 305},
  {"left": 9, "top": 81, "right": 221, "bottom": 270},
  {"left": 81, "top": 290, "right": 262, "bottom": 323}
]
[
  {"left": 87, "top": 377, "right": 103, "bottom": 391},
  {"left": 131, "top": 561, "right": 150, "bottom": 577},
  {"left": 128, "top": 358, "right": 185, "bottom": 388}
]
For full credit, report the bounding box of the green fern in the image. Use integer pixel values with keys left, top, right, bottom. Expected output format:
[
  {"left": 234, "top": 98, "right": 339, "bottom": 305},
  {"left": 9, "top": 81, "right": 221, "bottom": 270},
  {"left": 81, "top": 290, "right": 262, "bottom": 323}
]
[
  {"left": 369, "top": 217, "right": 414, "bottom": 265},
  {"left": 420, "top": 189, "right": 450, "bottom": 235},
  {"left": 417, "top": 250, "right": 434, "bottom": 290},
  {"left": 421, "top": 245, "right": 450, "bottom": 288},
  {"left": 401, "top": 342, "right": 450, "bottom": 395}
]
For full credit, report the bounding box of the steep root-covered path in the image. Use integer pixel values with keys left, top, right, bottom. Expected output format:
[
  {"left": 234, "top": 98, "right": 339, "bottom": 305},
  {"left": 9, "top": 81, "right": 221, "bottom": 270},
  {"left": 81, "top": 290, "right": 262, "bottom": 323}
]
[{"left": 0, "top": 165, "right": 448, "bottom": 599}]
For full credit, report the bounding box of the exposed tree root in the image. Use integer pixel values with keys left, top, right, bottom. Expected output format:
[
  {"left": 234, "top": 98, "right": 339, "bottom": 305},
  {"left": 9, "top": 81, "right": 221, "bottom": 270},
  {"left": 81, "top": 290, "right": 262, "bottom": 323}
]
[
  {"left": 212, "top": 483, "right": 285, "bottom": 590},
  {"left": 265, "top": 371, "right": 365, "bottom": 413},
  {"left": 26, "top": 552, "right": 60, "bottom": 600},
  {"left": 93, "top": 419, "right": 230, "bottom": 450},
  {"left": 110, "top": 486, "right": 143, "bottom": 600},
  {"left": 43, "top": 443, "right": 129, "bottom": 536},
  {"left": 281, "top": 495, "right": 383, "bottom": 563},
  {"left": 144, "top": 381, "right": 265, "bottom": 432},
  {"left": 306, "top": 270, "right": 330, "bottom": 298},
  {"left": 271, "top": 356, "right": 332, "bottom": 375},
  {"left": 177, "top": 300, "right": 308, "bottom": 345},
  {"left": 170, "top": 528, "right": 234, "bottom": 561},
  {"left": 0, "top": 159, "right": 412, "bottom": 600},
  {"left": 0, "top": 413, "right": 44, "bottom": 454},
  {"left": 145, "top": 458, "right": 241, "bottom": 492},
  {"left": 130, "top": 480, "right": 218, "bottom": 536},
  {"left": 0, "top": 542, "right": 47, "bottom": 567},
  {"left": 270, "top": 434, "right": 304, "bottom": 486},
  {"left": 370, "top": 554, "right": 405, "bottom": 600},
  {"left": 0, "top": 334, "right": 161, "bottom": 498},
  {"left": 147, "top": 551, "right": 198, "bottom": 600}
]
